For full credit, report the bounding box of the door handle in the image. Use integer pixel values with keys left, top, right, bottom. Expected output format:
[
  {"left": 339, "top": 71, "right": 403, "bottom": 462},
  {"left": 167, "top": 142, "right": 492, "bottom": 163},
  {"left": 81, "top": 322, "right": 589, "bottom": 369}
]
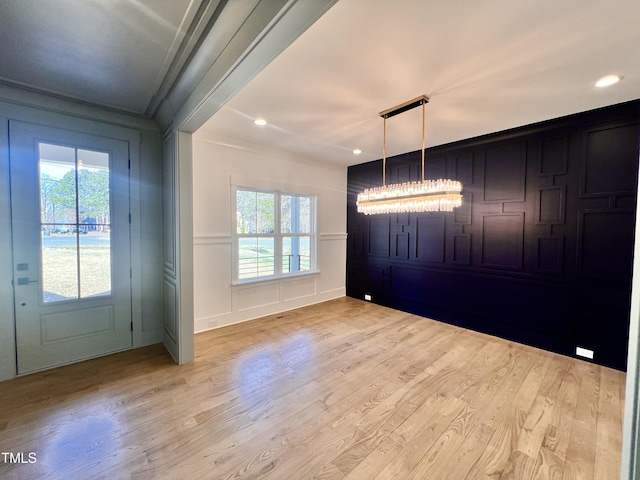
[{"left": 16, "top": 277, "right": 37, "bottom": 286}]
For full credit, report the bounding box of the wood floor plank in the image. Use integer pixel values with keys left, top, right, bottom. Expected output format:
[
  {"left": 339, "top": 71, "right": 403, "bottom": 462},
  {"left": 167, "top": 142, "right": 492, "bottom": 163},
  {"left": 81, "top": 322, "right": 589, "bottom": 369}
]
[
  {"left": 562, "top": 362, "right": 601, "bottom": 480},
  {"left": 463, "top": 354, "right": 553, "bottom": 479},
  {"left": 0, "top": 297, "right": 626, "bottom": 480},
  {"left": 515, "top": 358, "right": 569, "bottom": 460},
  {"left": 594, "top": 365, "right": 623, "bottom": 480},
  {"left": 341, "top": 436, "right": 404, "bottom": 479},
  {"left": 374, "top": 398, "right": 469, "bottom": 479}
]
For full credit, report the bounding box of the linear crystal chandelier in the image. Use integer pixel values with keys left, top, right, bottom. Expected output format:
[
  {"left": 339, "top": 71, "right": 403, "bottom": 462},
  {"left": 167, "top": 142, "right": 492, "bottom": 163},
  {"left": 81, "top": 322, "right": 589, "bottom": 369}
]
[{"left": 356, "top": 96, "right": 463, "bottom": 215}]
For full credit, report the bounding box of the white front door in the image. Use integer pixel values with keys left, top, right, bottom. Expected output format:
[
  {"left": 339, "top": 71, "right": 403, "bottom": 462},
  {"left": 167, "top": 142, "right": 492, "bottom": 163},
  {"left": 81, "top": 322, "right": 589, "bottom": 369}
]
[{"left": 10, "top": 120, "right": 132, "bottom": 374}]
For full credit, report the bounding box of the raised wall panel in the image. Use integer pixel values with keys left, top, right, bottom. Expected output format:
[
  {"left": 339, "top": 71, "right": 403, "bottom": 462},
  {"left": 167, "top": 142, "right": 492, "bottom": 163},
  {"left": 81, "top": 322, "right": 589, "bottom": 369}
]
[
  {"left": 351, "top": 265, "right": 385, "bottom": 289},
  {"left": 535, "top": 236, "right": 564, "bottom": 274},
  {"left": 162, "top": 134, "right": 176, "bottom": 277},
  {"left": 540, "top": 136, "right": 568, "bottom": 176},
  {"left": 396, "top": 213, "right": 410, "bottom": 225},
  {"left": 351, "top": 229, "right": 365, "bottom": 255},
  {"left": 483, "top": 143, "right": 526, "bottom": 202},
  {"left": 394, "top": 232, "right": 410, "bottom": 259},
  {"left": 537, "top": 186, "right": 565, "bottom": 225},
  {"left": 481, "top": 213, "right": 524, "bottom": 270},
  {"left": 281, "top": 276, "right": 317, "bottom": 301},
  {"left": 424, "top": 157, "right": 446, "bottom": 180},
  {"left": 163, "top": 279, "right": 177, "bottom": 342},
  {"left": 452, "top": 235, "right": 471, "bottom": 265},
  {"left": 390, "top": 265, "right": 446, "bottom": 302},
  {"left": 390, "top": 162, "right": 412, "bottom": 184},
  {"left": 415, "top": 215, "right": 445, "bottom": 263},
  {"left": 455, "top": 153, "right": 473, "bottom": 185},
  {"left": 388, "top": 266, "right": 572, "bottom": 337},
  {"left": 369, "top": 216, "right": 390, "bottom": 256},
  {"left": 454, "top": 193, "right": 472, "bottom": 225},
  {"left": 234, "top": 283, "right": 280, "bottom": 312},
  {"left": 350, "top": 216, "right": 366, "bottom": 255},
  {"left": 578, "top": 209, "right": 635, "bottom": 278},
  {"left": 581, "top": 124, "right": 639, "bottom": 197}
]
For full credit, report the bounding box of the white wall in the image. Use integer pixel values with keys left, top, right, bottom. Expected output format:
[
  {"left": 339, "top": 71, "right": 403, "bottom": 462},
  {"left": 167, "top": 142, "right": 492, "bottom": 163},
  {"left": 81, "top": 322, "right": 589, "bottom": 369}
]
[{"left": 192, "top": 137, "right": 347, "bottom": 333}]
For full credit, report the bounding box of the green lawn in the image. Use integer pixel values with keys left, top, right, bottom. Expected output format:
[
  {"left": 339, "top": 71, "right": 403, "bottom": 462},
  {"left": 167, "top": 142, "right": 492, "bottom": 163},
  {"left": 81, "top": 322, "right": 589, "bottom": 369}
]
[{"left": 42, "top": 246, "right": 111, "bottom": 300}]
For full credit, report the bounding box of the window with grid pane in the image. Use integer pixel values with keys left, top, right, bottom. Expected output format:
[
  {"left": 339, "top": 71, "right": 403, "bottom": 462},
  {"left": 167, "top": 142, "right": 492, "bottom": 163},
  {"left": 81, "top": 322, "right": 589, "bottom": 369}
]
[{"left": 235, "top": 188, "right": 315, "bottom": 282}]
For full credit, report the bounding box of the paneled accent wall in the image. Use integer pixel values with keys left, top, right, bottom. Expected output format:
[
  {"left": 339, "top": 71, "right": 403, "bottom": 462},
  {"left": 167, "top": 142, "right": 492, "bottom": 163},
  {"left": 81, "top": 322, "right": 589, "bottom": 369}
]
[{"left": 347, "top": 101, "right": 640, "bottom": 371}]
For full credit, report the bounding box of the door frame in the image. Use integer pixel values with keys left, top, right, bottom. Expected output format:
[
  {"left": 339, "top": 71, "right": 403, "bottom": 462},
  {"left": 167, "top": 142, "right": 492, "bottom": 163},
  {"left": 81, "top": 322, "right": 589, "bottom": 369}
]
[
  {"left": 10, "top": 121, "right": 134, "bottom": 373},
  {"left": 0, "top": 100, "right": 144, "bottom": 379}
]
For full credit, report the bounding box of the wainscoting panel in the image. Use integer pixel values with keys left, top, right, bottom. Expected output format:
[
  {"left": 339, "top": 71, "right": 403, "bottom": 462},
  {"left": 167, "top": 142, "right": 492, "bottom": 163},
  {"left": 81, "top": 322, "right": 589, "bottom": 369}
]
[
  {"left": 280, "top": 276, "right": 317, "bottom": 302},
  {"left": 540, "top": 136, "right": 568, "bottom": 176},
  {"left": 453, "top": 193, "right": 472, "bottom": 225},
  {"left": 233, "top": 283, "right": 280, "bottom": 312},
  {"left": 416, "top": 215, "right": 445, "bottom": 263},
  {"left": 482, "top": 143, "right": 526, "bottom": 203},
  {"left": 534, "top": 236, "right": 564, "bottom": 274},
  {"left": 577, "top": 209, "right": 635, "bottom": 278},
  {"left": 347, "top": 100, "right": 640, "bottom": 370},
  {"left": 369, "top": 216, "right": 390, "bottom": 256},
  {"left": 480, "top": 213, "right": 524, "bottom": 270},
  {"left": 537, "top": 186, "right": 565, "bottom": 225},
  {"left": 581, "top": 123, "right": 638, "bottom": 197}
]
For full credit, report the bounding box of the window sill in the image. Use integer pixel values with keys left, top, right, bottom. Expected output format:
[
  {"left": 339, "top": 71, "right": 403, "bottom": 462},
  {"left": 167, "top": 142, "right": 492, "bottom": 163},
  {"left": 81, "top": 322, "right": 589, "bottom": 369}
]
[{"left": 232, "top": 270, "right": 320, "bottom": 287}]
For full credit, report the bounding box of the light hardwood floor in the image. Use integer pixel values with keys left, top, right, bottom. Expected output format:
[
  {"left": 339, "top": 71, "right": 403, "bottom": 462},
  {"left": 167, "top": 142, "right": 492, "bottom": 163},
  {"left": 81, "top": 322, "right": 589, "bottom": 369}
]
[{"left": 0, "top": 297, "right": 626, "bottom": 479}]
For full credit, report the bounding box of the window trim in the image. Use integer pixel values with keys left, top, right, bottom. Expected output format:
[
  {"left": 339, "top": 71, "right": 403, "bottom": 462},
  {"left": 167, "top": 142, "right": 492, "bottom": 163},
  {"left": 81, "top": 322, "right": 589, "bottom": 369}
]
[{"left": 231, "top": 185, "right": 318, "bottom": 284}]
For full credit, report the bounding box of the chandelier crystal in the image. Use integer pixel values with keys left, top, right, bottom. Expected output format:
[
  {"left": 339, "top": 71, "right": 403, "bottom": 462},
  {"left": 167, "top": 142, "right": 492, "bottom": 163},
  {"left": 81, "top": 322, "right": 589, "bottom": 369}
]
[
  {"left": 356, "top": 178, "right": 462, "bottom": 215},
  {"left": 356, "top": 96, "right": 463, "bottom": 215}
]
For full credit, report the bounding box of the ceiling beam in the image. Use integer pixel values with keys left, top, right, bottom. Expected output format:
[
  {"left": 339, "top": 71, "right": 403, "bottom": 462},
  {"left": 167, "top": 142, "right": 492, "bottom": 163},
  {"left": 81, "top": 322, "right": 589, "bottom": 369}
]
[{"left": 162, "top": 0, "right": 339, "bottom": 134}]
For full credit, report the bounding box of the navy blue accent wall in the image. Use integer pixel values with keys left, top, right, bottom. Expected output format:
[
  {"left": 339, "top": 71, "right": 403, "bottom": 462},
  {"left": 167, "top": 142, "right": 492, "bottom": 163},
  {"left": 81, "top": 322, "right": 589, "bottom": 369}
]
[{"left": 347, "top": 101, "right": 640, "bottom": 371}]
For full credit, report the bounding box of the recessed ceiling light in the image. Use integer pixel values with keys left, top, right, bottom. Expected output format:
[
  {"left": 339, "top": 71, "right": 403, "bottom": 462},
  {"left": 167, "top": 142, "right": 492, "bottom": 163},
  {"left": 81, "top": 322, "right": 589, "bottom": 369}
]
[
  {"left": 253, "top": 118, "right": 267, "bottom": 126},
  {"left": 353, "top": 149, "right": 362, "bottom": 155},
  {"left": 595, "top": 74, "right": 621, "bottom": 88}
]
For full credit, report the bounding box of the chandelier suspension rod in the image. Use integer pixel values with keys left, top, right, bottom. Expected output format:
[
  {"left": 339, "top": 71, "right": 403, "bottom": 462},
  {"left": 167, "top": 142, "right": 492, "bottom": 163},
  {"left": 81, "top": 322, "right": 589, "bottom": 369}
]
[
  {"left": 380, "top": 95, "right": 429, "bottom": 186},
  {"left": 383, "top": 115, "right": 387, "bottom": 186},
  {"left": 421, "top": 100, "right": 425, "bottom": 182}
]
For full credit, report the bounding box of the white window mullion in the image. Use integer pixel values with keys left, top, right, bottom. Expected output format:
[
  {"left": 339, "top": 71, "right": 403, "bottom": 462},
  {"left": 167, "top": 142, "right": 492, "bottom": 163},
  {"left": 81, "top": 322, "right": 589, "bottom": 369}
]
[
  {"left": 231, "top": 185, "right": 239, "bottom": 282},
  {"left": 274, "top": 192, "right": 282, "bottom": 275}
]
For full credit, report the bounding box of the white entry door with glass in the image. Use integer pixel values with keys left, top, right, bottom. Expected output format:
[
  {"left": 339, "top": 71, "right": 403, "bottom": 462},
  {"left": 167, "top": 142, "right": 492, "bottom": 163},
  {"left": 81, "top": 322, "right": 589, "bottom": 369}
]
[{"left": 10, "top": 121, "right": 132, "bottom": 374}]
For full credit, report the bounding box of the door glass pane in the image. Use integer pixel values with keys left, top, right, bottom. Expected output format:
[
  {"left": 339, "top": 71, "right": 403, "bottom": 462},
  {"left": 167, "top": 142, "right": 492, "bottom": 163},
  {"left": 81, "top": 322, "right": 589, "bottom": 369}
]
[
  {"left": 78, "top": 150, "right": 111, "bottom": 298},
  {"left": 79, "top": 233, "right": 111, "bottom": 298},
  {"left": 41, "top": 235, "right": 79, "bottom": 302},
  {"left": 40, "top": 143, "right": 76, "bottom": 224},
  {"left": 39, "top": 143, "right": 112, "bottom": 302}
]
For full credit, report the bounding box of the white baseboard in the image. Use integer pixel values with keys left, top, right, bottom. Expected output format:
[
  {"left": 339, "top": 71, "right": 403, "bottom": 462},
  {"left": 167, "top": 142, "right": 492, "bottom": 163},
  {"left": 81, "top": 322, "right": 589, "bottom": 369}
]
[{"left": 194, "top": 288, "right": 345, "bottom": 333}]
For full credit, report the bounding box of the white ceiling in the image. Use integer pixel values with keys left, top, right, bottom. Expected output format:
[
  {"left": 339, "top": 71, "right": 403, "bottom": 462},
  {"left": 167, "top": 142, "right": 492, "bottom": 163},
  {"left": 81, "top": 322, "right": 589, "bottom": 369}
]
[
  {"left": 0, "top": 0, "right": 330, "bottom": 127},
  {"left": 1, "top": 0, "right": 637, "bottom": 165},
  {"left": 0, "top": 0, "right": 212, "bottom": 116},
  {"left": 195, "top": 0, "right": 640, "bottom": 167}
]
